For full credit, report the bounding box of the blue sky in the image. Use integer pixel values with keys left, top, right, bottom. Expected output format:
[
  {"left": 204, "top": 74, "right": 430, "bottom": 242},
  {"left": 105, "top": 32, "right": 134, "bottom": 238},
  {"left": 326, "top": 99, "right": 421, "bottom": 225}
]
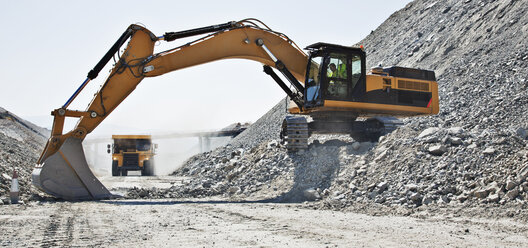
[{"left": 0, "top": 0, "right": 412, "bottom": 136}]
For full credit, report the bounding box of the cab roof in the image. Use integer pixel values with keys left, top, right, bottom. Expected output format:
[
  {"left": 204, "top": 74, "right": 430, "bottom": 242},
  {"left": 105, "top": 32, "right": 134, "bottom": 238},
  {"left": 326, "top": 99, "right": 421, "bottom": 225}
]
[{"left": 305, "top": 42, "right": 364, "bottom": 53}]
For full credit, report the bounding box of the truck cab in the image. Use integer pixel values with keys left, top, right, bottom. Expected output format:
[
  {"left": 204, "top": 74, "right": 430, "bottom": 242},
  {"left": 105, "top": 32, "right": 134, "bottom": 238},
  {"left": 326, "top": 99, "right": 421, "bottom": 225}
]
[{"left": 107, "top": 135, "right": 157, "bottom": 176}]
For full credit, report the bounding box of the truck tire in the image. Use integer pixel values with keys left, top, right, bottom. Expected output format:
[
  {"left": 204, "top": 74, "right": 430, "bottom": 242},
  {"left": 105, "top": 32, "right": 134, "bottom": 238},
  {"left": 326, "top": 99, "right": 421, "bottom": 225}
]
[
  {"left": 121, "top": 169, "right": 128, "bottom": 176},
  {"left": 112, "top": 161, "right": 118, "bottom": 176},
  {"left": 141, "top": 161, "right": 150, "bottom": 176}
]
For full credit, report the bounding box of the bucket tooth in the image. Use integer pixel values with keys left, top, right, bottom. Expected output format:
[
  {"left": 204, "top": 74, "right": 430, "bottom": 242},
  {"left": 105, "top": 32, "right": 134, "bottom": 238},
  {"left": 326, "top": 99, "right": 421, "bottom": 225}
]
[{"left": 32, "top": 137, "right": 112, "bottom": 200}]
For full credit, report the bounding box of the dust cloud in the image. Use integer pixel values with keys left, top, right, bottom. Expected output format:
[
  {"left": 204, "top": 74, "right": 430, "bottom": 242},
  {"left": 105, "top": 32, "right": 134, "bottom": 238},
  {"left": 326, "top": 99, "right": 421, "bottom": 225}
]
[{"left": 83, "top": 136, "right": 232, "bottom": 176}]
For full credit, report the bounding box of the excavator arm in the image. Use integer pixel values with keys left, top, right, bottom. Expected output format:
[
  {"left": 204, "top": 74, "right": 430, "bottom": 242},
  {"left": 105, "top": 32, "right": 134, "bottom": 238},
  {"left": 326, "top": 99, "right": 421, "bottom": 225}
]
[{"left": 33, "top": 19, "right": 309, "bottom": 200}]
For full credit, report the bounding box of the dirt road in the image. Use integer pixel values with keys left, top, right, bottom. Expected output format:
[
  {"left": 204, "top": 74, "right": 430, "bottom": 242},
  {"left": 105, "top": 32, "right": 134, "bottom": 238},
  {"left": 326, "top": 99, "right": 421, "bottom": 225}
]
[
  {"left": 2, "top": 200, "right": 528, "bottom": 247},
  {"left": 1, "top": 176, "right": 527, "bottom": 247}
]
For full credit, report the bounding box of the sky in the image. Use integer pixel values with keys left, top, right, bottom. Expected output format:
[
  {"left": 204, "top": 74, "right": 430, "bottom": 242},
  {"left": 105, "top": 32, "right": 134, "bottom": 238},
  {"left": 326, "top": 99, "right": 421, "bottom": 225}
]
[{"left": 0, "top": 0, "right": 412, "bottom": 137}]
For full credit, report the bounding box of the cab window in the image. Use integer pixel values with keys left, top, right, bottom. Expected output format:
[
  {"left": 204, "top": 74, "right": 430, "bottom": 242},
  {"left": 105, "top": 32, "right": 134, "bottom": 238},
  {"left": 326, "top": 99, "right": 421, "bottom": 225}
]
[
  {"left": 326, "top": 54, "right": 348, "bottom": 99},
  {"left": 351, "top": 55, "right": 361, "bottom": 90},
  {"left": 305, "top": 55, "right": 323, "bottom": 104},
  {"left": 136, "top": 139, "right": 151, "bottom": 151}
]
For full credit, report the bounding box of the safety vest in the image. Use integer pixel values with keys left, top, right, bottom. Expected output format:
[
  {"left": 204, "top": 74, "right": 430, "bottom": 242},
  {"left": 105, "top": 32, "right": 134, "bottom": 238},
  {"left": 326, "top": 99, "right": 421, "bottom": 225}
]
[
  {"left": 337, "top": 64, "right": 346, "bottom": 78},
  {"left": 328, "top": 64, "right": 347, "bottom": 78}
]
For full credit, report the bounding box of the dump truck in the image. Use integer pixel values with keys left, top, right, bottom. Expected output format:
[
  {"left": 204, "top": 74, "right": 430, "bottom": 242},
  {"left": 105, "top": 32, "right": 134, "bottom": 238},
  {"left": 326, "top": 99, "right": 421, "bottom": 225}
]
[
  {"left": 108, "top": 135, "right": 156, "bottom": 176},
  {"left": 32, "top": 18, "right": 439, "bottom": 200}
]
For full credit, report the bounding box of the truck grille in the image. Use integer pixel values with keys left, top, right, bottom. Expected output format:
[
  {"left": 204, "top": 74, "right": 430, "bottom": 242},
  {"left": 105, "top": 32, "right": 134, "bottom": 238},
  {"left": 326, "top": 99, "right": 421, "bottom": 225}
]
[{"left": 123, "top": 153, "right": 139, "bottom": 167}]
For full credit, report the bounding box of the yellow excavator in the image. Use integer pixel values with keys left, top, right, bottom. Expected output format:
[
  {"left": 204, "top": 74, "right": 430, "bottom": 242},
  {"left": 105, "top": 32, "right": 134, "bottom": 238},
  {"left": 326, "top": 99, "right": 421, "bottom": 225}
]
[{"left": 32, "top": 18, "right": 439, "bottom": 200}]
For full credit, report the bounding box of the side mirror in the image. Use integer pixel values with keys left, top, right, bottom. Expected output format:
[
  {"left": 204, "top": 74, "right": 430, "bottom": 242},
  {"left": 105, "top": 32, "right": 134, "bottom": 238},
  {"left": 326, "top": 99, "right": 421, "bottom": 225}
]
[
  {"left": 107, "top": 144, "right": 111, "bottom": 149},
  {"left": 107, "top": 149, "right": 111, "bottom": 154}
]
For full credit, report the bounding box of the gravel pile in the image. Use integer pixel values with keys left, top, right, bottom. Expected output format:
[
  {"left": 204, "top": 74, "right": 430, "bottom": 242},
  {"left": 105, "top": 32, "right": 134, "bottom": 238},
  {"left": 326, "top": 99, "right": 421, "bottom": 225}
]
[
  {"left": 134, "top": 0, "right": 528, "bottom": 217},
  {"left": 0, "top": 107, "right": 48, "bottom": 204}
]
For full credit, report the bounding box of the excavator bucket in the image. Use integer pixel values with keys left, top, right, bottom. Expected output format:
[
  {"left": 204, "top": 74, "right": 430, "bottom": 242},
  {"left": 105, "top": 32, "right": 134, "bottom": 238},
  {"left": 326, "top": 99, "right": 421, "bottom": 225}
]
[{"left": 32, "top": 137, "right": 113, "bottom": 200}]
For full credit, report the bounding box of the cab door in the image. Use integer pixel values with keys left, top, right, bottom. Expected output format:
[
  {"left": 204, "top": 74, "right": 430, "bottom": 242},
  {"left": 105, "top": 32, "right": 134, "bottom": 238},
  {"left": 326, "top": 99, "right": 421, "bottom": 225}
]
[
  {"left": 324, "top": 53, "right": 350, "bottom": 101},
  {"left": 322, "top": 52, "right": 364, "bottom": 102},
  {"left": 304, "top": 54, "right": 324, "bottom": 108},
  {"left": 304, "top": 49, "right": 366, "bottom": 108}
]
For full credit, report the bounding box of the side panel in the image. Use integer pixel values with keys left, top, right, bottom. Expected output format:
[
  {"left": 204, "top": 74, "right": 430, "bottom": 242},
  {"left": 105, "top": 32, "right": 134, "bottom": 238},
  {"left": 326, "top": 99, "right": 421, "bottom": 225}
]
[
  {"left": 321, "top": 100, "right": 433, "bottom": 117},
  {"left": 299, "top": 73, "right": 438, "bottom": 117},
  {"left": 363, "top": 74, "right": 435, "bottom": 108}
]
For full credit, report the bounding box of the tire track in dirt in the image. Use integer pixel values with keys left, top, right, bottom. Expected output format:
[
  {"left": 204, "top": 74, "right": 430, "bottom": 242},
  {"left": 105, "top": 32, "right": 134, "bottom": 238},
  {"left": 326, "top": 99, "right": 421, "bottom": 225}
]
[
  {"left": 40, "top": 207, "right": 65, "bottom": 247},
  {"left": 189, "top": 203, "right": 333, "bottom": 247},
  {"left": 65, "top": 216, "right": 74, "bottom": 244},
  {"left": 39, "top": 203, "right": 116, "bottom": 247},
  {"left": 72, "top": 205, "right": 115, "bottom": 247},
  {"left": 39, "top": 204, "right": 78, "bottom": 247}
]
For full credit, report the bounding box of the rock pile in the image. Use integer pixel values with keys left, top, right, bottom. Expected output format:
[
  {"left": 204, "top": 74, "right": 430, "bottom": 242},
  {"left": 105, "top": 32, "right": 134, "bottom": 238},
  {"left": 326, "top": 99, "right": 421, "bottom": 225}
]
[
  {"left": 318, "top": 125, "right": 528, "bottom": 208},
  {"left": 0, "top": 107, "right": 48, "bottom": 204},
  {"left": 160, "top": 0, "right": 528, "bottom": 213},
  {"left": 163, "top": 124, "right": 528, "bottom": 208}
]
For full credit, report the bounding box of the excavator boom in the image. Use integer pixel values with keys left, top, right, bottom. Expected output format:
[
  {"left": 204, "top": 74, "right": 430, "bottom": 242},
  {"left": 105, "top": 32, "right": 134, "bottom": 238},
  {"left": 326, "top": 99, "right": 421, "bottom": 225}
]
[{"left": 33, "top": 20, "right": 309, "bottom": 200}]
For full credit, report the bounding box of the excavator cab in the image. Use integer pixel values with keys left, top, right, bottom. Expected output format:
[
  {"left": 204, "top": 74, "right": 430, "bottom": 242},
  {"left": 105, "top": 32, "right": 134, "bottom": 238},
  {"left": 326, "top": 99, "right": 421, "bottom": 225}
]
[
  {"left": 304, "top": 43, "right": 366, "bottom": 109},
  {"left": 301, "top": 42, "right": 437, "bottom": 119}
]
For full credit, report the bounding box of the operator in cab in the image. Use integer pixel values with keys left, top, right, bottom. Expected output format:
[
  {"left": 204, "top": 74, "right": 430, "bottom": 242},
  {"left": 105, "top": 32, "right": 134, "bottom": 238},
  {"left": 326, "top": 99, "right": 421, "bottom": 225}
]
[{"left": 327, "top": 60, "right": 348, "bottom": 98}]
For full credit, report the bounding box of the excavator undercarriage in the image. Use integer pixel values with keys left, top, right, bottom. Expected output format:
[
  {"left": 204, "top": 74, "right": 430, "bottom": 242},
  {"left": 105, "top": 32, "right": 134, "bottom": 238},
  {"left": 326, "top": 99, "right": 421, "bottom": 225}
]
[
  {"left": 281, "top": 115, "right": 403, "bottom": 150},
  {"left": 32, "top": 19, "right": 438, "bottom": 200}
]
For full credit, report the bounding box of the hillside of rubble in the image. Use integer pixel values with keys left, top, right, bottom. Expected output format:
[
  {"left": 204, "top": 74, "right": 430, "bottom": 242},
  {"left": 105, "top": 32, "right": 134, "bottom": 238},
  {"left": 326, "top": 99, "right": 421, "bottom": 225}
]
[
  {"left": 160, "top": 0, "right": 528, "bottom": 219},
  {"left": 0, "top": 107, "right": 48, "bottom": 204}
]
